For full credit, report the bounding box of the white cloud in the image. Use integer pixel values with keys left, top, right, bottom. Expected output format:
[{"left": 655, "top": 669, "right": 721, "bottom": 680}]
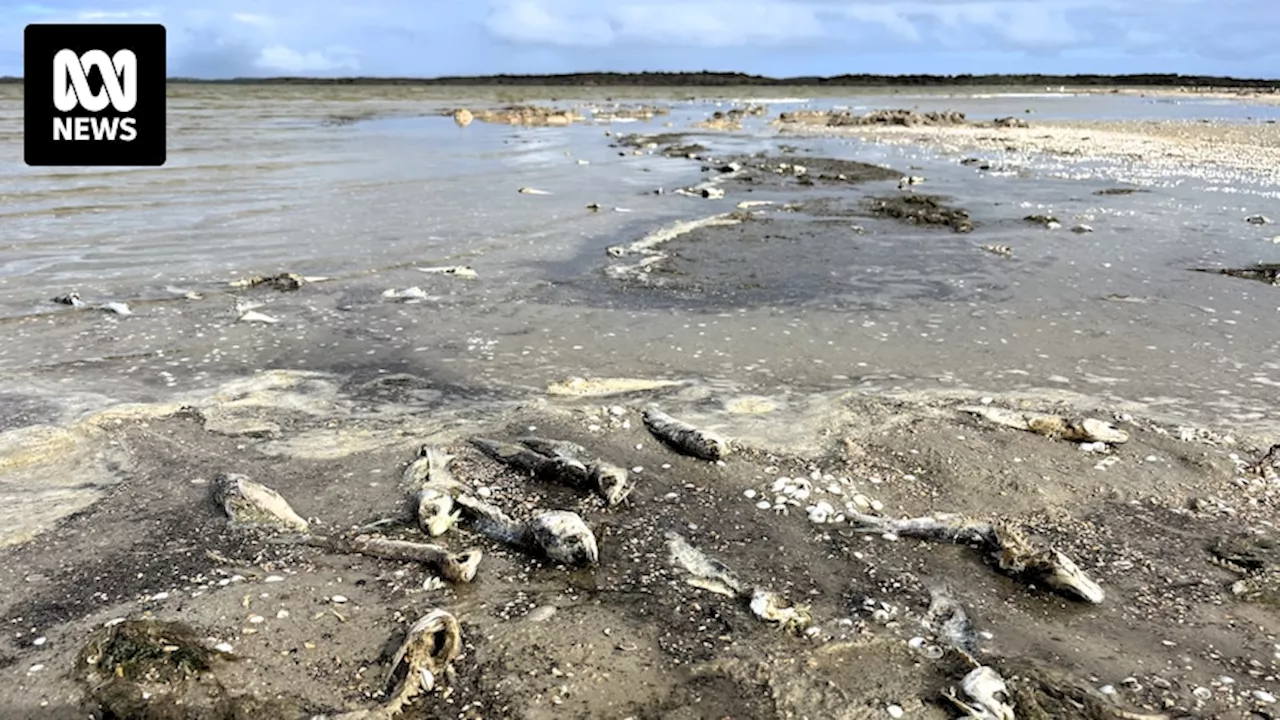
[
  {"left": 232, "top": 13, "right": 274, "bottom": 27},
  {"left": 255, "top": 45, "right": 359, "bottom": 73},
  {"left": 77, "top": 9, "right": 159, "bottom": 20}
]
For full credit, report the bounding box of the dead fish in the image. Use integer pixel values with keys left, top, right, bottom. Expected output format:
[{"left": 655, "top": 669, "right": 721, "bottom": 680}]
[
  {"left": 403, "top": 446, "right": 471, "bottom": 537},
  {"left": 213, "top": 473, "right": 309, "bottom": 532},
  {"left": 382, "top": 286, "right": 431, "bottom": 300},
  {"left": 898, "top": 175, "right": 925, "bottom": 189},
  {"left": 306, "top": 534, "right": 481, "bottom": 583},
  {"left": 52, "top": 292, "right": 85, "bottom": 307},
  {"left": 228, "top": 272, "right": 305, "bottom": 291},
  {"left": 665, "top": 532, "right": 811, "bottom": 633},
  {"left": 415, "top": 265, "right": 478, "bottom": 279},
  {"left": 517, "top": 436, "right": 634, "bottom": 506},
  {"left": 332, "top": 609, "right": 463, "bottom": 719},
  {"left": 237, "top": 310, "right": 279, "bottom": 324},
  {"left": 470, "top": 436, "right": 591, "bottom": 488},
  {"left": 518, "top": 187, "right": 551, "bottom": 195},
  {"left": 1246, "top": 214, "right": 1272, "bottom": 225},
  {"left": 847, "top": 512, "right": 1104, "bottom": 603},
  {"left": 642, "top": 408, "right": 730, "bottom": 461},
  {"left": 962, "top": 405, "right": 1129, "bottom": 444},
  {"left": 455, "top": 494, "right": 598, "bottom": 567},
  {"left": 748, "top": 588, "right": 813, "bottom": 634},
  {"left": 99, "top": 302, "right": 132, "bottom": 316},
  {"left": 924, "top": 587, "right": 976, "bottom": 656},
  {"left": 981, "top": 244, "right": 1013, "bottom": 258},
  {"left": 545, "top": 376, "right": 683, "bottom": 397},
  {"left": 666, "top": 531, "right": 744, "bottom": 596},
  {"left": 951, "top": 666, "right": 1016, "bottom": 720}
]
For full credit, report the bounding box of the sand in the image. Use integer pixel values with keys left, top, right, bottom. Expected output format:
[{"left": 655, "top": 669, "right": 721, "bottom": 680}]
[{"left": 2, "top": 96, "right": 1280, "bottom": 720}]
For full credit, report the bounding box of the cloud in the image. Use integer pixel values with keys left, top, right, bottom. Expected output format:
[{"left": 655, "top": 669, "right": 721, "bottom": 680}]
[
  {"left": 0, "top": 0, "right": 1276, "bottom": 77},
  {"left": 255, "top": 45, "right": 358, "bottom": 73},
  {"left": 231, "top": 13, "right": 273, "bottom": 27}
]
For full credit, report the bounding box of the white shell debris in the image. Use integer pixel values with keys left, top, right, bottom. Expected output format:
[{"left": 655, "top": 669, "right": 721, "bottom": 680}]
[
  {"left": 518, "top": 187, "right": 552, "bottom": 195},
  {"left": 416, "top": 265, "right": 478, "bottom": 279},
  {"left": 100, "top": 302, "right": 133, "bottom": 316},
  {"left": 238, "top": 310, "right": 279, "bottom": 324},
  {"left": 886, "top": 705, "right": 904, "bottom": 719}
]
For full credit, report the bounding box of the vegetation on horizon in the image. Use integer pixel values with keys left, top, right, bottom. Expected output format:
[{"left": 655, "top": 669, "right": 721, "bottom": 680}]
[{"left": 1, "top": 71, "right": 1278, "bottom": 88}]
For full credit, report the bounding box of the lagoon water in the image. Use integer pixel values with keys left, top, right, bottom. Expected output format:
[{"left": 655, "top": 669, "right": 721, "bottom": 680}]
[{"left": 1, "top": 85, "right": 1279, "bottom": 435}]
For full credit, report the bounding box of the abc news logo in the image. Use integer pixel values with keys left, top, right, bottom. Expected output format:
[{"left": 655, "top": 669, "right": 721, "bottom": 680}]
[{"left": 24, "top": 24, "right": 166, "bottom": 166}]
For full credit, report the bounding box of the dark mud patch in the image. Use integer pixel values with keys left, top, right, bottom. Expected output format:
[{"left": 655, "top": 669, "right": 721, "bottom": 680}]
[
  {"left": 615, "top": 132, "right": 710, "bottom": 157},
  {"left": 1094, "top": 187, "right": 1150, "bottom": 196},
  {"left": 553, "top": 212, "right": 1013, "bottom": 312},
  {"left": 1190, "top": 263, "right": 1280, "bottom": 286},
  {"left": 717, "top": 153, "right": 901, "bottom": 192},
  {"left": 863, "top": 194, "right": 975, "bottom": 233}
]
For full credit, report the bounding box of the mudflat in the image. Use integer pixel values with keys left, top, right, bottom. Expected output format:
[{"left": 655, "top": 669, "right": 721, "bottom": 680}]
[{"left": 1, "top": 85, "right": 1279, "bottom": 720}]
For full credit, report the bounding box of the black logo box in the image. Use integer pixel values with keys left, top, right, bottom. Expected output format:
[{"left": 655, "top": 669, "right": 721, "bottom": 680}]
[{"left": 24, "top": 23, "right": 166, "bottom": 167}]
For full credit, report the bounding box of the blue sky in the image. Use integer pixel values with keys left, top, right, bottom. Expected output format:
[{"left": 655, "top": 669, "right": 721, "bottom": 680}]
[{"left": 1, "top": 0, "right": 1278, "bottom": 79}]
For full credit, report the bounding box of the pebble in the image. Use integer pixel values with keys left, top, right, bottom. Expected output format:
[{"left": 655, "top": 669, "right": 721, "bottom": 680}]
[
  {"left": 887, "top": 705, "right": 904, "bottom": 719},
  {"left": 28, "top": 664, "right": 44, "bottom": 674},
  {"left": 1254, "top": 690, "right": 1277, "bottom": 704},
  {"left": 1193, "top": 687, "right": 1211, "bottom": 700},
  {"left": 248, "top": 615, "right": 265, "bottom": 624},
  {"left": 744, "top": 489, "right": 758, "bottom": 499},
  {"left": 755, "top": 500, "right": 771, "bottom": 510},
  {"left": 264, "top": 575, "right": 285, "bottom": 583},
  {"left": 330, "top": 595, "right": 348, "bottom": 604},
  {"left": 276, "top": 609, "right": 290, "bottom": 619},
  {"left": 214, "top": 642, "right": 234, "bottom": 654},
  {"left": 32, "top": 637, "right": 46, "bottom": 646}
]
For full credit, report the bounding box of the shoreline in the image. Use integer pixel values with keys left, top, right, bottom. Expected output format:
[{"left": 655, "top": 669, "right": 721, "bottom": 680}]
[{"left": 2, "top": 91, "right": 1280, "bottom": 719}]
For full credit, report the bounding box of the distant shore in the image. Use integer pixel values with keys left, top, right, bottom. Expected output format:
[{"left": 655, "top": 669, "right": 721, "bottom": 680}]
[{"left": 2, "top": 70, "right": 1280, "bottom": 89}]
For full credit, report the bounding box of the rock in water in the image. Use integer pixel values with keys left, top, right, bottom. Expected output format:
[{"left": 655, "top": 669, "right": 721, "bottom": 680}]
[
  {"left": 642, "top": 408, "right": 731, "bottom": 461},
  {"left": 213, "top": 473, "right": 309, "bottom": 532}
]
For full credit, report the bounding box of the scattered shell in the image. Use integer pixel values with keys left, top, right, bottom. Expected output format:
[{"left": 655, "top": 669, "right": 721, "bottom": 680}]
[
  {"left": 519, "top": 187, "right": 552, "bottom": 195},
  {"left": 416, "top": 265, "right": 478, "bottom": 279}
]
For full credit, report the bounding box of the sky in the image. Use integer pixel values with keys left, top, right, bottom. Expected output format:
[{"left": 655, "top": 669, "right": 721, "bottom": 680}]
[{"left": 0, "top": 0, "right": 1278, "bottom": 79}]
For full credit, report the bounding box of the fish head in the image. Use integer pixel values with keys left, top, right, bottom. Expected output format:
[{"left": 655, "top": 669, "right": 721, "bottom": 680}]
[
  {"left": 417, "top": 490, "right": 459, "bottom": 537},
  {"left": 1045, "top": 550, "right": 1105, "bottom": 604},
  {"left": 533, "top": 511, "right": 599, "bottom": 567},
  {"left": 960, "top": 667, "right": 1015, "bottom": 720},
  {"left": 444, "top": 549, "right": 483, "bottom": 583},
  {"left": 593, "top": 465, "right": 634, "bottom": 505}
]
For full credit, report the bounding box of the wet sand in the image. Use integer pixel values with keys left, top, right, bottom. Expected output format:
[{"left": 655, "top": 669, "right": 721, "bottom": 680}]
[{"left": 2, "top": 87, "right": 1280, "bottom": 719}]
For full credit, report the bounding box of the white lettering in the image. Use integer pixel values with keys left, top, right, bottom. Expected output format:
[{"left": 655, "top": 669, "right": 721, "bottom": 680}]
[
  {"left": 53, "top": 48, "right": 137, "bottom": 113},
  {"left": 53, "top": 116, "right": 139, "bottom": 141}
]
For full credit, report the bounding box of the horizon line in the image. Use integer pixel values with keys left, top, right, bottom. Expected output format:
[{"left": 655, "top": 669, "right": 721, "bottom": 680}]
[{"left": 1, "top": 70, "right": 1279, "bottom": 85}]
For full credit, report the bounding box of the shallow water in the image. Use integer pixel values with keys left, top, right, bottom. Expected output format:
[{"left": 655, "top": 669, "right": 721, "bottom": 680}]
[{"left": 1, "top": 85, "right": 1278, "bottom": 436}]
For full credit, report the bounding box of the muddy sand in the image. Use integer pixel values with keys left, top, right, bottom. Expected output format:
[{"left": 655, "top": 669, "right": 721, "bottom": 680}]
[
  {"left": 1, "top": 369, "right": 1279, "bottom": 720},
  {"left": 3, "top": 97, "right": 1280, "bottom": 720}
]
